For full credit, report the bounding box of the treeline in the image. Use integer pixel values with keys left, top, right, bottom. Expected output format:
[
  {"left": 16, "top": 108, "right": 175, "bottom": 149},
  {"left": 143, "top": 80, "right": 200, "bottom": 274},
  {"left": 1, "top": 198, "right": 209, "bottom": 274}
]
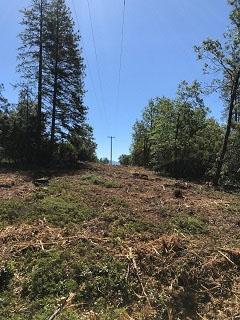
[
  {"left": 123, "top": 85, "right": 239, "bottom": 183},
  {"left": 120, "top": 0, "right": 240, "bottom": 185},
  {"left": 0, "top": 0, "right": 96, "bottom": 166}
]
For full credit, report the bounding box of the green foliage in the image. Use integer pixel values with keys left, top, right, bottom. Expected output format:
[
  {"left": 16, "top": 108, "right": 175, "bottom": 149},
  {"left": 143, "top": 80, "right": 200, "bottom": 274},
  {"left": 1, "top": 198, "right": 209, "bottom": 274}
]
[
  {"left": 44, "top": 0, "right": 87, "bottom": 142},
  {"left": 0, "top": 264, "right": 14, "bottom": 292},
  {"left": 173, "top": 215, "right": 207, "bottom": 234},
  {"left": 118, "top": 154, "right": 131, "bottom": 166},
  {"left": 0, "top": 88, "right": 43, "bottom": 164},
  {"left": 0, "top": 84, "right": 9, "bottom": 112},
  {"left": 194, "top": 1, "right": 240, "bottom": 185},
  {"left": 57, "top": 142, "right": 79, "bottom": 163},
  {"left": 55, "top": 310, "right": 82, "bottom": 320},
  {"left": 0, "top": 199, "right": 27, "bottom": 225},
  {"left": 0, "top": 192, "right": 95, "bottom": 227},
  {"left": 110, "top": 215, "right": 164, "bottom": 239},
  {"left": 130, "top": 1, "right": 240, "bottom": 184},
  {"left": 73, "top": 252, "right": 133, "bottom": 306},
  {"left": 68, "top": 125, "right": 97, "bottom": 162},
  {"left": 110, "top": 196, "right": 129, "bottom": 208},
  {"left": 34, "top": 196, "right": 95, "bottom": 226},
  {"left": 2, "top": 244, "right": 138, "bottom": 319},
  {"left": 99, "top": 157, "right": 110, "bottom": 164},
  {"left": 130, "top": 83, "right": 224, "bottom": 180},
  {"left": 222, "top": 125, "right": 240, "bottom": 183},
  {"left": 0, "top": 0, "right": 96, "bottom": 166},
  {"left": 81, "top": 173, "right": 121, "bottom": 188},
  {"left": 25, "top": 250, "right": 77, "bottom": 298},
  {"left": 131, "top": 98, "right": 160, "bottom": 167}
]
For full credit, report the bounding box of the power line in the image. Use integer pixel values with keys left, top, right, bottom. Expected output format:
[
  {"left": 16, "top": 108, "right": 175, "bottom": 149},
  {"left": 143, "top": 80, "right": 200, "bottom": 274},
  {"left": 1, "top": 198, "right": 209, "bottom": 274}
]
[
  {"left": 86, "top": 0, "right": 109, "bottom": 127},
  {"left": 116, "top": 0, "right": 126, "bottom": 113},
  {"left": 71, "top": 0, "right": 98, "bottom": 106},
  {"left": 71, "top": 0, "right": 109, "bottom": 127}
]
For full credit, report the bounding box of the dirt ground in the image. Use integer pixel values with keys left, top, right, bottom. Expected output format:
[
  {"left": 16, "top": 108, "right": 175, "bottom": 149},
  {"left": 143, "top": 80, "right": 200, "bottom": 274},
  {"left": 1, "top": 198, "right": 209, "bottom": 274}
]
[{"left": 0, "top": 163, "right": 240, "bottom": 319}]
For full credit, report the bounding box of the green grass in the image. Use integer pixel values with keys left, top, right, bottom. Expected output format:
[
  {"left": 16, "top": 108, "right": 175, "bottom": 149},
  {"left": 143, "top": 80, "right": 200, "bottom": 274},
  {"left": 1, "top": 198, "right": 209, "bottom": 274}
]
[
  {"left": 110, "top": 196, "right": 129, "bottom": 208},
  {"left": 2, "top": 168, "right": 238, "bottom": 319},
  {"left": 34, "top": 196, "right": 95, "bottom": 226},
  {"left": 111, "top": 217, "right": 162, "bottom": 238},
  {"left": 0, "top": 171, "right": 146, "bottom": 318},
  {"left": 0, "top": 243, "right": 139, "bottom": 320},
  {"left": 0, "top": 196, "right": 95, "bottom": 227},
  {"left": 173, "top": 215, "right": 207, "bottom": 234},
  {"left": 81, "top": 173, "right": 122, "bottom": 188}
]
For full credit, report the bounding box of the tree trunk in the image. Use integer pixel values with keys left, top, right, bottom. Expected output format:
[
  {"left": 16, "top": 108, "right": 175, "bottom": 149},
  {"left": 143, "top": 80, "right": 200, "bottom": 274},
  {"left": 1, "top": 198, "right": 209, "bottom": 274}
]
[
  {"left": 143, "top": 136, "right": 148, "bottom": 167},
  {"left": 173, "top": 112, "right": 180, "bottom": 178},
  {"left": 25, "top": 90, "right": 30, "bottom": 162},
  {"left": 36, "top": 0, "right": 43, "bottom": 146},
  {"left": 50, "top": 3, "right": 60, "bottom": 147},
  {"left": 213, "top": 71, "right": 240, "bottom": 186},
  {"left": 50, "top": 64, "right": 58, "bottom": 145}
]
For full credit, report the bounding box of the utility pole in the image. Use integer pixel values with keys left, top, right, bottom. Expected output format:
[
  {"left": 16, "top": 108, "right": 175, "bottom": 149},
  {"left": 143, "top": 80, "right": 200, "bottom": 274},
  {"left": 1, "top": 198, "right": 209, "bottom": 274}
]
[{"left": 108, "top": 136, "right": 115, "bottom": 165}]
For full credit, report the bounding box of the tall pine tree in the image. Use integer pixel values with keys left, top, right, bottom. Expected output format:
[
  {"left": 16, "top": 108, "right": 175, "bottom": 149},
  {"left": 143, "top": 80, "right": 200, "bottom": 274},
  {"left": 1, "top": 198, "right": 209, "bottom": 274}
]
[
  {"left": 17, "top": 0, "right": 95, "bottom": 163},
  {"left": 45, "top": 0, "right": 86, "bottom": 145},
  {"left": 18, "top": 0, "right": 48, "bottom": 145}
]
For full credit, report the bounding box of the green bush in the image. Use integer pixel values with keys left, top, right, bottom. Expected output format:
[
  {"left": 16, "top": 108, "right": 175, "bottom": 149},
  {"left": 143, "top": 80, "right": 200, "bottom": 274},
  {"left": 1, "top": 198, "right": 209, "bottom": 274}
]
[
  {"left": 34, "top": 196, "right": 95, "bottom": 226},
  {"left": 26, "top": 251, "right": 77, "bottom": 298}
]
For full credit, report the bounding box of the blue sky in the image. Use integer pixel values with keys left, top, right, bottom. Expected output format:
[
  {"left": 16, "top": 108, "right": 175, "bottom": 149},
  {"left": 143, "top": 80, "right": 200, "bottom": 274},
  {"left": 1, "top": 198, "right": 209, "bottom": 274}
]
[{"left": 0, "top": 0, "right": 230, "bottom": 161}]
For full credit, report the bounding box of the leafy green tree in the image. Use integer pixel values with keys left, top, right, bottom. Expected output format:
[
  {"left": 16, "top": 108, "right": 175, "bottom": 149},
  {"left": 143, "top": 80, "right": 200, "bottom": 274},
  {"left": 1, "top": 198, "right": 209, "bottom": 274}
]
[
  {"left": 0, "top": 88, "right": 38, "bottom": 164},
  {"left": 68, "top": 124, "right": 97, "bottom": 162},
  {"left": 0, "top": 85, "right": 10, "bottom": 161},
  {"left": 130, "top": 81, "right": 223, "bottom": 180},
  {"left": 131, "top": 99, "right": 160, "bottom": 167},
  {"left": 131, "top": 120, "right": 148, "bottom": 167},
  {"left": 223, "top": 125, "right": 240, "bottom": 183},
  {"left": 99, "top": 158, "right": 110, "bottom": 164},
  {"left": 151, "top": 83, "right": 223, "bottom": 179},
  {"left": 172, "top": 81, "right": 208, "bottom": 177},
  {"left": 194, "top": 0, "right": 240, "bottom": 185},
  {"left": 119, "top": 154, "right": 131, "bottom": 166},
  {"left": 12, "top": 88, "right": 38, "bottom": 163},
  {"left": 150, "top": 98, "right": 176, "bottom": 172}
]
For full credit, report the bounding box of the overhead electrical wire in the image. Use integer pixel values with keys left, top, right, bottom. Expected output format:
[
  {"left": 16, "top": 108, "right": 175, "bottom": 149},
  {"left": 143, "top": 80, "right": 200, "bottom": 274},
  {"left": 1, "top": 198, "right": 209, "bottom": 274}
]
[
  {"left": 71, "top": 0, "right": 127, "bottom": 130},
  {"left": 71, "top": 0, "right": 109, "bottom": 127},
  {"left": 116, "top": 0, "right": 126, "bottom": 113},
  {"left": 71, "top": 0, "right": 99, "bottom": 106},
  {"left": 86, "top": 0, "right": 110, "bottom": 127}
]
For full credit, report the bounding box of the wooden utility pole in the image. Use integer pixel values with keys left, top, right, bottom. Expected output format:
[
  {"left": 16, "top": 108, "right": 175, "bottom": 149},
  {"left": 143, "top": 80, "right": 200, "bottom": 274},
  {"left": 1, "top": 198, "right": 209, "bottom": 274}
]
[{"left": 108, "top": 136, "right": 115, "bottom": 165}]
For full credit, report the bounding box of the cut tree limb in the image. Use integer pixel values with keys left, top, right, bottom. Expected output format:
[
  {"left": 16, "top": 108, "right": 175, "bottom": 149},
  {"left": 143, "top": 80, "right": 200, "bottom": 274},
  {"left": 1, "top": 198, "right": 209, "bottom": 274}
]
[
  {"left": 47, "top": 292, "right": 76, "bottom": 320},
  {"left": 127, "top": 247, "right": 151, "bottom": 306}
]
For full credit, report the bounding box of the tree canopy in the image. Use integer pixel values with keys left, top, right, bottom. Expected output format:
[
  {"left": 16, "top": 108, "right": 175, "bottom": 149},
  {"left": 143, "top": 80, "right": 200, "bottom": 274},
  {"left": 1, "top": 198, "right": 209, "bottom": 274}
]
[{"left": 0, "top": 0, "right": 96, "bottom": 166}]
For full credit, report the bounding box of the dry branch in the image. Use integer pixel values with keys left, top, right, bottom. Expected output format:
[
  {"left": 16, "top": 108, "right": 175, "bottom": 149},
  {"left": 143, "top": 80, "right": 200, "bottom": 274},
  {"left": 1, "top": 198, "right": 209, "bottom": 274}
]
[
  {"left": 127, "top": 247, "right": 151, "bottom": 306},
  {"left": 47, "top": 292, "right": 76, "bottom": 320},
  {"left": 218, "top": 250, "right": 236, "bottom": 266}
]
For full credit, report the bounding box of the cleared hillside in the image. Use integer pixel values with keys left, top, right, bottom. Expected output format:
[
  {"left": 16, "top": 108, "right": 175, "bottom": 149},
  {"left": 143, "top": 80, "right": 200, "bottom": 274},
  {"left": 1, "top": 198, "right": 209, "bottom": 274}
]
[{"left": 0, "top": 163, "right": 239, "bottom": 319}]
